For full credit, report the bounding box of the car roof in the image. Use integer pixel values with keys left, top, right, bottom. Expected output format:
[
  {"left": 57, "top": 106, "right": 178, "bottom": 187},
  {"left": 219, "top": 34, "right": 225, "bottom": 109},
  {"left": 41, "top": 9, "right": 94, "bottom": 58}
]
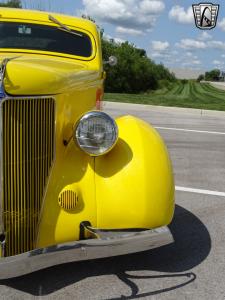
[{"left": 0, "top": 7, "right": 97, "bottom": 34}]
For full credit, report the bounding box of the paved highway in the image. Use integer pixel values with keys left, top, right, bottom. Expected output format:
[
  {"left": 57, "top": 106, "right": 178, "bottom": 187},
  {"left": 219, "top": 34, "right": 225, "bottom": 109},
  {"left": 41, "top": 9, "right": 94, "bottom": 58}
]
[
  {"left": 209, "top": 81, "right": 225, "bottom": 91},
  {"left": 1, "top": 102, "right": 225, "bottom": 300}
]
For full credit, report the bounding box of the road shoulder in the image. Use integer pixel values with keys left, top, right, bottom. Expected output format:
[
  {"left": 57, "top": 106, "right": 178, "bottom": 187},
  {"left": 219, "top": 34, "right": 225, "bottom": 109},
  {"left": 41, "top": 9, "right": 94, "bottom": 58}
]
[{"left": 103, "top": 101, "right": 225, "bottom": 118}]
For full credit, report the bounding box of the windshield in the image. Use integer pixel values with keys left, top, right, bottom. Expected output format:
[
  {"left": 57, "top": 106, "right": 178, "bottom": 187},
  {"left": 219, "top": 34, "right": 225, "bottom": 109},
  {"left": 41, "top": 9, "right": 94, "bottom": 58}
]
[{"left": 0, "top": 22, "right": 92, "bottom": 58}]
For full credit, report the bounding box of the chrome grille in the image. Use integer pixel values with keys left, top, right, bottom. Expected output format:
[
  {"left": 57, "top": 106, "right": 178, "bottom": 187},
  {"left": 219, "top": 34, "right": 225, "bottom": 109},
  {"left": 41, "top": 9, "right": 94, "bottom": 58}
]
[{"left": 2, "top": 98, "right": 55, "bottom": 256}]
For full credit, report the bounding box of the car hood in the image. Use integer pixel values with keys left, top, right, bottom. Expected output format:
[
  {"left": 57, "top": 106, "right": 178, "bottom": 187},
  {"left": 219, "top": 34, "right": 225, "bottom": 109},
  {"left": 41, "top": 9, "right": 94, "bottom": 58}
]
[{"left": 1, "top": 55, "right": 100, "bottom": 96}]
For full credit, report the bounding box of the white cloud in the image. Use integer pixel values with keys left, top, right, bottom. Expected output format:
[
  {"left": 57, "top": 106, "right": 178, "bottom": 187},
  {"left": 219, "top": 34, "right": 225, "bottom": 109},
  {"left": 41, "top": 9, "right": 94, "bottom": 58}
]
[
  {"left": 213, "top": 60, "right": 222, "bottom": 65},
  {"left": 81, "top": 0, "right": 165, "bottom": 33},
  {"left": 149, "top": 41, "right": 171, "bottom": 61},
  {"left": 151, "top": 41, "right": 169, "bottom": 52},
  {"left": 208, "top": 41, "right": 225, "bottom": 51},
  {"left": 176, "top": 39, "right": 206, "bottom": 50},
  {"left": 169, "top": 6, "right": 194, "bottom": 24},
  {"left": 218, "top": 18, "right": 225, "bottom": 31},
  {"left": 221, "top": 54, "right": 225, "bottom": 58},
  {"left": 103, "top": 33, "right": 125, "bottom": 44},
  {"left": 198, "top": 32, "right": 212, "bottom": 41},
  {"left": 116, "top": 26, "right": 144, "bottom": 36},
  {"left": 176, "top": 38, "right": 225, "bottom": 53},
  {"left": 149, "top": 45, "right": 202, "bottom": 67},
  {"left": 192, "top": 60, "right": 201, "bottom": 65},
  {"left": 184, "top": 52, "right": 198, "bottom": 60},
  {"left": 182, "top": 60, "right": 202, "bottom": 67},
  {"left": 180, "top": 53, "right": 202, "bottom": 67},
  {"left": 186, "top": 52, "right": 192, "bottom": 57},
  {"left": 171, "top": 50, "right": 179, "bottom": 55},
  {"left": 151, "top": 52, "right": 170, "bottom": 58},
  {"left": 139, "top": 0, "right": 165, "bottom": 14}
]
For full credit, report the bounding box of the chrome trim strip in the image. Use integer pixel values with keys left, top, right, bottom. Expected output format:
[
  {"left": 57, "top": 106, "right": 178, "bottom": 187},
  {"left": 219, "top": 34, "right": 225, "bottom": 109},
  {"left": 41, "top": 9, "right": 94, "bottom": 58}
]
[
  {"left": 0, "top": 57, "right": 20, "bottom": 248},
  {"left": 0, "top": 59, "right": 8, "bottom": 242},
  {"left": 0, "top": 226, "right": 173, "bottom": 279},
  {"left": 0, "top": 101, "right": 3, "bottom": 238}
]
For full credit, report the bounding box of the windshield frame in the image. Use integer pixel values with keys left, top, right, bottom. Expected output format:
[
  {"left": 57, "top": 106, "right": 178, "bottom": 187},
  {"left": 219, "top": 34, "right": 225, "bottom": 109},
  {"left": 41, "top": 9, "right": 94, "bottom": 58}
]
[{"left": 0, "top": 19, "right": 97, "bottom": 61}]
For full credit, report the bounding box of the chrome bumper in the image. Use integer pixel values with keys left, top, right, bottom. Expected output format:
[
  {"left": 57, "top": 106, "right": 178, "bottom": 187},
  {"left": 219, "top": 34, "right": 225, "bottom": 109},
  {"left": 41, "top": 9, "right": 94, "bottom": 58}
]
[{"left": 0, "top": 226, "right": 173, "bottom": 279}]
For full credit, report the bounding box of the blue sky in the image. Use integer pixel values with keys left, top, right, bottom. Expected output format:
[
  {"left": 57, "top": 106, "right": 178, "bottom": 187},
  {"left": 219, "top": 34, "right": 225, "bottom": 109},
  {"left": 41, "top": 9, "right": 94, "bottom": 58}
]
[{"left": 19, "top": 0, "right": 225, "bottom": 72}]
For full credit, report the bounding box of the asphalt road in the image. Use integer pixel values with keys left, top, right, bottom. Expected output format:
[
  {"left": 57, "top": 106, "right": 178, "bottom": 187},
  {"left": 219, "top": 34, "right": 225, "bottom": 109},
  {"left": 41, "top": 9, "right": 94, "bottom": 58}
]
[
  {"left": 209, "top": 81, "right": 225, "bottom": 91},
  {"left": 1, "top": 102, "right": 225, "bottom": 300}
]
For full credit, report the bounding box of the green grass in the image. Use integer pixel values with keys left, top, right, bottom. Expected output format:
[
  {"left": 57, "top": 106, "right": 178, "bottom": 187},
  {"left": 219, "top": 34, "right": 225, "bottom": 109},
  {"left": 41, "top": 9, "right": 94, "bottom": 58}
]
[{"left": 104, "top": 82, "right": 225, "bottom": 111}]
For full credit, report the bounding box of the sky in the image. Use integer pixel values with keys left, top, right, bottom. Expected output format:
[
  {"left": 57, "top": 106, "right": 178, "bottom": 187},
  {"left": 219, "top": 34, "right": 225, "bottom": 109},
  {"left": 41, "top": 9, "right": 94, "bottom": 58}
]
[{"left": 17, "top": 0, "right": 225, "bottom": 73}]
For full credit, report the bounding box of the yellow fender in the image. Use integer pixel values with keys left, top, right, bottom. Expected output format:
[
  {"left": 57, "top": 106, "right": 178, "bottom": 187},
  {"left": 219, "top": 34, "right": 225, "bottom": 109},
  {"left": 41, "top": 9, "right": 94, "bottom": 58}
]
[
  {"left": 37, "top": 115, "right": 174, "bottom": 248},
  {"left": 95, "top": 115, "right": 175, "bottom": 229}
]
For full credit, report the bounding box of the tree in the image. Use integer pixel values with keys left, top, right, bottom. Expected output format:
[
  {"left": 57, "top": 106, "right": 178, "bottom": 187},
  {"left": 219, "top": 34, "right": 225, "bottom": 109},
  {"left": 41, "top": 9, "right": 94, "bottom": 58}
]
[
  {"left": 80, "top": 19, "right": 176, "bottom": 93},
  {"left": 102, "top": 37, "right": 176, "bottom": 93},
  {"left": 204, "top": 69, "right": 220, "bottom": 81},
  {"left": 0, "top": 0, "right": 22, "bottom": 8},
  {"left": 197, "top": 74, "right": 204, "bottom": 82}
]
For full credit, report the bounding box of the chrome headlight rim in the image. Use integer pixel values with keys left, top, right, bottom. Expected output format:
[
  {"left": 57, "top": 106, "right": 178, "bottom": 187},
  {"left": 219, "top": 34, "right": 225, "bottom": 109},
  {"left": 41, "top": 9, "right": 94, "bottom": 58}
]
[{"left": 74, "top": 111, "right": 118, "bottom": 157}]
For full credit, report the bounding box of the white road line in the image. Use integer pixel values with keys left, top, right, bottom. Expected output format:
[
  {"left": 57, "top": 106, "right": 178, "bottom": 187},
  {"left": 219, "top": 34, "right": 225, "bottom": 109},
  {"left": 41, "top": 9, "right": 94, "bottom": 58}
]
[
  {"left": 155, "top": 126, "right": 225, "bottom": 135},
  {"left": 176, "top": 186, "right": 225, "bottom": 197}
]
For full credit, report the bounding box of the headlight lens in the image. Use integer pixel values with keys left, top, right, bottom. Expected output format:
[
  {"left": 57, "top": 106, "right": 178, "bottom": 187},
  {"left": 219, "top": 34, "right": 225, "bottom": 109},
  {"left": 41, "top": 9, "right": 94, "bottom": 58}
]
[{"left": 74, "top": 111, "right": 118, "bottom": 156}]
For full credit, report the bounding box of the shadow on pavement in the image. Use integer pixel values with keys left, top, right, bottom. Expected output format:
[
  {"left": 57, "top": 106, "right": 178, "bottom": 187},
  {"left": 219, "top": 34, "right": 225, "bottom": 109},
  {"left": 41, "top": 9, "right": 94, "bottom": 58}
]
[{"left": 1, "top": 205, "right": 211, "bottom": 297}]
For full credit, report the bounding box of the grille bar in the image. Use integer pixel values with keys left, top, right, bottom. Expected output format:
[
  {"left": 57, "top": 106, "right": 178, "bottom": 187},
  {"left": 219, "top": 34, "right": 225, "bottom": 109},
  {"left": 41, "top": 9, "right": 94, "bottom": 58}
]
[{"left": 2, "top": 98, "right": 55, "bottom": 256}]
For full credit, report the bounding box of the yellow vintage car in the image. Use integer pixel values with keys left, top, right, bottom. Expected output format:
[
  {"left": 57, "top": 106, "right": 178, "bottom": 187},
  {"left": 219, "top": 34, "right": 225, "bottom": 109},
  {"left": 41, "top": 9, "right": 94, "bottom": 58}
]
[{"left": 0, "top": 8, "right": 175, "bottom": 278}]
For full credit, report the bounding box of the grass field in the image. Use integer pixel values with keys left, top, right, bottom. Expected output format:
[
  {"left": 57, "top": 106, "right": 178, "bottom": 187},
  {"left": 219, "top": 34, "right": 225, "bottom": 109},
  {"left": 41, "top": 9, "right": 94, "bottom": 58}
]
[{"left": 104, "top": 82, "right": 225, "bottom": 111}]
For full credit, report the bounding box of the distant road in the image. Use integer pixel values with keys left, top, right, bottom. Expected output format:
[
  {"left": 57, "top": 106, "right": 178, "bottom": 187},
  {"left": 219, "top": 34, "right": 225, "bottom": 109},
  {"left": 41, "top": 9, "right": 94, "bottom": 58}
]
[{"left": 208, "top": 81, "right": 225, "bottom": 91}]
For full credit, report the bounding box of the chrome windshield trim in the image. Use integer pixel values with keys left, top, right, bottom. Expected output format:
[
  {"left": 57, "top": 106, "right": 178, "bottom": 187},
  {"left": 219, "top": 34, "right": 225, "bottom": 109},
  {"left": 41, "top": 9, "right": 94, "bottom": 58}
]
[{"left": 0, "top": 226, "right": 173, "bottom": 279}]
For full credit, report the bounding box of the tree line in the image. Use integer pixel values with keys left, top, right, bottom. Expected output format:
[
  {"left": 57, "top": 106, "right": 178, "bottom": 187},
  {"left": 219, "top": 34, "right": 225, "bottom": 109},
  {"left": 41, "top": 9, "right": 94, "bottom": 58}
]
[
  {"left": 197, "top": 69, "right": 222, "bottom": 82},
  {"left": 102, "top": 38, "right": 176, "bottom": 93},
  {"left": 0, "top": 0, "right": 21, "bottom": 8}
]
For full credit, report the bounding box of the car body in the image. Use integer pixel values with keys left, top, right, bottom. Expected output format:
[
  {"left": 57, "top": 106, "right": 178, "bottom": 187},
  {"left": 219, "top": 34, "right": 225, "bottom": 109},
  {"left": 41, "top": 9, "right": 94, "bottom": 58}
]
[{"left": 0, "top": 8, "right": 175, "bottom": 278}]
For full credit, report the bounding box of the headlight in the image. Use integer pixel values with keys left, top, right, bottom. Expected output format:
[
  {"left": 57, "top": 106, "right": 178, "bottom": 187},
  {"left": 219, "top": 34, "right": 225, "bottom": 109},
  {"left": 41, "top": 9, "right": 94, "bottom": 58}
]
[{"left": 74, "top": 111, "right": 118, "bottom": 156}]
